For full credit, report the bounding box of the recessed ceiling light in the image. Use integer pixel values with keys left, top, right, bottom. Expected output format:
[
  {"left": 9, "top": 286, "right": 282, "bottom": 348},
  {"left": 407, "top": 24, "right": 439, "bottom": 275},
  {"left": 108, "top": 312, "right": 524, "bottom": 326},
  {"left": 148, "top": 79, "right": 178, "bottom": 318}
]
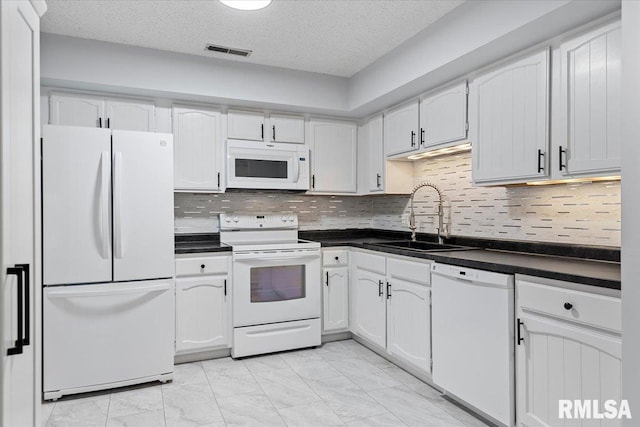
[{"left": 219, "top": 0, "right": 272, "bottom": 11}]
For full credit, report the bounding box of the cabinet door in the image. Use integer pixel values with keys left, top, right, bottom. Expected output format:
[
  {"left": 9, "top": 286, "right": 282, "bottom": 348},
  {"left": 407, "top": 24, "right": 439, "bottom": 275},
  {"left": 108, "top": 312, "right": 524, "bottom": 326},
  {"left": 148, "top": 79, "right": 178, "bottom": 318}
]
[
  {"left": 471, "top": 50, "right": 550, "bottom": 184},
  {"left": 367, "top": 115, "right": 385, "bottom": 192},
  {"left": 176, "top": 276, "right": 230, "bottom": 353},
  {"left": 1, "top": 1, "right": 40, "bottom": 424},
  {"left": 384, "top": 100, "right": 419, "bottom": 156},
  {"left": 323, "top": 267, "right": 349, "bottom": 332},
  {"left": 105, "top": 99, "right": 155, "bottom": 132},
  {"left": 387, "top": 279, "right": 431, "bottom": 374},
  {"left": 173, "top": 107, "right": 223, "bottom": 191},
  {"left": 351, "top": 268, "right": 386, "bottom": 348},
  {"left": 559, "top": 21, "right": 621, "bottom": 176},
  {"left": 516, "top": 314, "right": 621, "bottom": 427},
  {"left": 50, "top": 93, "right": 105, "bottom": 128},
  {"left": 227, "top": 110, "right": 264, "bottom": 141},
  {"left": 308, "top": 119, "right": 357, "bottom": 193},
  {"left": 269, "top": 114, "right": 305, "bottom": 144},
  {"left": 420, "top": 82, "right": 468, "bottom": 148}
]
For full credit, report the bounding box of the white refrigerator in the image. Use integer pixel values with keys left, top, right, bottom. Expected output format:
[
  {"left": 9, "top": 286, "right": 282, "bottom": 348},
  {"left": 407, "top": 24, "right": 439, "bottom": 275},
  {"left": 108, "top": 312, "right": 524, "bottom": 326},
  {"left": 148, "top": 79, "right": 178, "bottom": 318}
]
[{"left": 41, "top": 125, "right": 175, "bottom": 400}]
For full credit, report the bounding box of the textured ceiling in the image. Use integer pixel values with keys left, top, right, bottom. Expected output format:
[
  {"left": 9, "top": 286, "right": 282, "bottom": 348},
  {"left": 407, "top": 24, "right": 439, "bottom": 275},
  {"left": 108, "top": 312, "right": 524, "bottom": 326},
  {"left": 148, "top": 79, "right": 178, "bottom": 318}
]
[{"left": 41, "top": 0, "right": 464, "bottom": 77}]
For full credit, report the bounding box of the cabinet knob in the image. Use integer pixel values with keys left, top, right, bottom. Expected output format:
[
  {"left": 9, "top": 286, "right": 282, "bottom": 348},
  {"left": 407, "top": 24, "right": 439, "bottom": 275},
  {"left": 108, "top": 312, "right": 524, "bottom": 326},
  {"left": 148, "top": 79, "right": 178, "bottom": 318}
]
[
  {"left": 335, "top": 256, "right": 339, "bottom": 261},
  {"left": 563, "top": 302, "right": 573, "bottom": 310},
  {"left": 200, "top": 264, "right": 205, "bottom": 269}
]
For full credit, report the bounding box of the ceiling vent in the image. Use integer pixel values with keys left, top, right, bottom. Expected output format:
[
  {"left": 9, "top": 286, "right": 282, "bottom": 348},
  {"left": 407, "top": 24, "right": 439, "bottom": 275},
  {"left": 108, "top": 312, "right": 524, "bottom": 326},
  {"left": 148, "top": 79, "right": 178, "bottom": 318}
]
[{"left": 205, "top": 43, "right": 252, "bottom": 57}]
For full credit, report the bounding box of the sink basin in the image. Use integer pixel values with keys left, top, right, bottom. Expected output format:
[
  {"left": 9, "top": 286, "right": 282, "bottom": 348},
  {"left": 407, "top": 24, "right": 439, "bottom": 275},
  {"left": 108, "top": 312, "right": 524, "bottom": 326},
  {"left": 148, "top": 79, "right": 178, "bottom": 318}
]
[{"left": 373, "top": 240, "right": 470, "bottom": 252}]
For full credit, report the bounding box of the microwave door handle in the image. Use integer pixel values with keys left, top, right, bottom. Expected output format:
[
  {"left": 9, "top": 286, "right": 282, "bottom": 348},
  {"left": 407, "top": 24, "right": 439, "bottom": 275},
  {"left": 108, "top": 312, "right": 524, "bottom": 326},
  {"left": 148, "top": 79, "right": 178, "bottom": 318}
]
[{"left": 293, "top": 156, "right": 300, "bottom": 182}]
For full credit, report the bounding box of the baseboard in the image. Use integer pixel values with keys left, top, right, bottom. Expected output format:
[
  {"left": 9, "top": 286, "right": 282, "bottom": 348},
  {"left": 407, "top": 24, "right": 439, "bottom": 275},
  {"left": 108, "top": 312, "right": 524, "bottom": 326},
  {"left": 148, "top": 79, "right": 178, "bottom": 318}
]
[{"left": 174, "top": 348, "right": 231, "bottom": 364}]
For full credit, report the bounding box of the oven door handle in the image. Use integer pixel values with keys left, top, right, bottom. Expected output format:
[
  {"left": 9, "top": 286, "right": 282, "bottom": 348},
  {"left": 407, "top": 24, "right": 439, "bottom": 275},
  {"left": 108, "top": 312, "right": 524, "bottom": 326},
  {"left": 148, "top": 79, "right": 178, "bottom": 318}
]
[{"left": 234, "top": 253, "right": 320, "bottom": 262}]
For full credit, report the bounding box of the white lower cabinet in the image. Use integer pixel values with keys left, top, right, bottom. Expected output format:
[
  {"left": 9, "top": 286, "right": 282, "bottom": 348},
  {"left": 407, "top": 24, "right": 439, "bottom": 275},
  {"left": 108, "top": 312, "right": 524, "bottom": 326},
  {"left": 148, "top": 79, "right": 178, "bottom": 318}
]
[
  {"left": 350, "top": 250, "right": 432, "bottom": 375},
  {"left": 516, "top": 276, "right": 621, "bottom": 427},
  {"left": 175, "top": 254, "right": 231, "bottom": 354},
  {"left": 322, "top": 249, "right": 349, "bottom": 333}
]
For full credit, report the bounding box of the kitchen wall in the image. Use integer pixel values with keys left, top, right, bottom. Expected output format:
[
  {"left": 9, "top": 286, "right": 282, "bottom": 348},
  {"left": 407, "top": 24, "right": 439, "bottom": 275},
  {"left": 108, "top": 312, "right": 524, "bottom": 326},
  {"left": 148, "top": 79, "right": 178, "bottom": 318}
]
[{"left": 175, "top": 152, "right": 621, "bottom": 247}]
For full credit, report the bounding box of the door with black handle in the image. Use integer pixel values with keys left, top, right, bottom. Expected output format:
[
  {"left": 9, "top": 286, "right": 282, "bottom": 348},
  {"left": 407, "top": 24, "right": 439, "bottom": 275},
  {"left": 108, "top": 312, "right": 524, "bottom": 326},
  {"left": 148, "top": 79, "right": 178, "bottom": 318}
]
[{"left": 6, "top": 264, "right": 30, "bottom": 356}]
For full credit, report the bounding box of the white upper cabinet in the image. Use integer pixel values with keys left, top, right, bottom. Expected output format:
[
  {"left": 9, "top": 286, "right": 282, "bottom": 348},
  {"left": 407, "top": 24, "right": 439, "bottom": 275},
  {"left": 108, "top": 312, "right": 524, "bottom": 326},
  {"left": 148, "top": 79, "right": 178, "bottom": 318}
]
[
  {"left": 420, "top": 82, "right": 468, "bottom": 148},
  {"left": 172, "top": 106, "right": 224, "bottom": 192},
  {"left": 227, "top": 110, "right": 265, "bottom": 141},
  {"left": 384, "top": 100, "right": 419, "bottom": 156},
  {"left": 50, "top": 93, "right": 105, "bottom": 128},
  {"left": 556, "top": 20, "right": 621, "bottom": 177},
  {"left": 105, "top": 99, "right": 155, "bottom": 132},
  {"left": 308, "top": 119, "right": 357, "bottom": 193},
  {"left": 50, "top": 92, "right": 155, "bottom": 131},
  {"left": 268, "top": 114, "right": 305, "bottom": 144},
  {"left": 471, "top": 50, "right": 550, "bottom": 184}
]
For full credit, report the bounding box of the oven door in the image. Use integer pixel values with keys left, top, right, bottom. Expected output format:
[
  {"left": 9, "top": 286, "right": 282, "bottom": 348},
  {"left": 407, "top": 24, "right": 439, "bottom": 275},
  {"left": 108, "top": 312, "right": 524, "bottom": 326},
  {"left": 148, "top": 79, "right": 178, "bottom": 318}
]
[
  {"left": 226, "top": 140, "right": 308, "bottom": 190},
  {"left": 232, "top": 249, "right": 321, "bottom": 327}
]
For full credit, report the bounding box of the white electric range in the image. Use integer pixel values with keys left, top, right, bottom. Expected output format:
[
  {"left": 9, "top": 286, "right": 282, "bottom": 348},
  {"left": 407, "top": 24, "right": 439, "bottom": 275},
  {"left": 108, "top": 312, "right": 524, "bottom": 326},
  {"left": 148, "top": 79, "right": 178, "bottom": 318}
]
[{"left": 220, "top": 214, "right": 321, "bottom": 358}]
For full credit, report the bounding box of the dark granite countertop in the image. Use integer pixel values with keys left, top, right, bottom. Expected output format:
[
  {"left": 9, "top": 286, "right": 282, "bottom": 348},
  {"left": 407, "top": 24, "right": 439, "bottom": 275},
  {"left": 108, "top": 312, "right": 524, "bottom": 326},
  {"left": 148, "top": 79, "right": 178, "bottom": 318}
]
[
  {"left": 175, "top": 229, "right": 621, "bottom": 290},
  {"left": 175, "top": 234, "right": 231, "bottom": 254}
]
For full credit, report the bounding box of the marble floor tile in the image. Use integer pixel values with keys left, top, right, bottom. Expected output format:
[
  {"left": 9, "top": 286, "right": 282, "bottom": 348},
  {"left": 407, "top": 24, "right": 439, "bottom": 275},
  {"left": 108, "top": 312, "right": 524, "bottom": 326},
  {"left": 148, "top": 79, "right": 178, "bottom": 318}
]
[
  {"left": 380, "top": 365, "right": 426, "bottom": 388},
  {"left": 203, "top": 358, "right": 261, "bottom": 398},
  {"left": 169, "top": 361, "right": 209, "bottom": 387},
  {"left": 242, "top": 353, "right": 289, "bottom": 374},
  {"left": 438, "top": 398, "right": 492, "bottom": 427},
  {"left": 253, "top": 367, "right": 320, "bottom": 409},
  {"left": 284, "top": 358, "right": 342, "bottom": 380},
  {"left": 46, "top": 395, "right": 110, "bottom": 427},
  {"left": 41, "top": 401, "right": 55, "bottom": 426},
  {"left": 217, "top": 391, "right": 286, "bottom": 427},
  {"left": 368, "top": 386, "right": 468, "bottom": 427},
  {"left": 278, "top": 401, "right": 345, "bottom": 426},
  {"left": 305, "top": 375, "right": 389, "bottom": 422},
  {"left": 329, "top": 357, "right": 402, "bottom": 391},
  {"left": 314, "top": 341, "right": 358, "bottom": 361},
  {"left": 162, "top": 381, "right": 224, "bottom": 427},
  {"left": 345, "top": 413, "right": 407, "bottom": 427},
  {"left": 108, "top": 385, "right": 164, "bottom": 418},
  {"left": 201, "top": 356, "right": 246, "bottom": 375},
  {"left": 106, "top": 409, "right": 166, "bottom": 427}
]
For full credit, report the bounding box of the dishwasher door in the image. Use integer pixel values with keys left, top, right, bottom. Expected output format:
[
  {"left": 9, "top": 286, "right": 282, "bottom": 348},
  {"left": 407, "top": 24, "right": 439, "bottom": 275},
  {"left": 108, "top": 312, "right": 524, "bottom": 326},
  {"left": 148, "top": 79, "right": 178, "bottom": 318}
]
[{"left": 431, "top": 263, "right": 514, "bottom": 426}]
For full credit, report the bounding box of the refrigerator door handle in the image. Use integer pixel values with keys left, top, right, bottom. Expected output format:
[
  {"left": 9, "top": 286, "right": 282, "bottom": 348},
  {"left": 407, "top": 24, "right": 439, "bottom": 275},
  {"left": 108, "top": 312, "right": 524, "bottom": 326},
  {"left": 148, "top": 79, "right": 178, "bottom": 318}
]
[
  {"left": 99, "top": 151, "right": 110, "bottom": 259},
  {"left": 46, "top": 282, "right": 171, "bottom": 299},
  {"left": 113, "top": 151, "right": 123, "bottom": 259}
]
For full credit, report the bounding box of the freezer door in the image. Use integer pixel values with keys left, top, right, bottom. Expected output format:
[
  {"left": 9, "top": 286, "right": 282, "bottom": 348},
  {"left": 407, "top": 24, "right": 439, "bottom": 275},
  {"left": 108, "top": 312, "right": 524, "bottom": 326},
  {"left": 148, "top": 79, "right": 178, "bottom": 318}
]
[
  {"left": 42, "top": 125, "right": 112, "bottom": 285},
  {"left": 112, "top": 130, "right": 174, "bottom": 281},
  {"left": 43, "top": 280, "right": 174, "bottom": 397}
]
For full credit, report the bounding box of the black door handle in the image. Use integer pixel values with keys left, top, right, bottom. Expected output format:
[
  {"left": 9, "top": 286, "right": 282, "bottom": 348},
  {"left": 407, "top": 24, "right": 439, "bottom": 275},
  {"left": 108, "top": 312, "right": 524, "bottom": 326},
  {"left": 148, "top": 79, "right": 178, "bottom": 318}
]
[
  {"left": 559, "top": 146, "right": 566, "bottom": 171},
  {"left": 378, "top": 280, "right": 383, "bottom": 297},
  {"left": 376, "top": 174, "right": 381, "bottom": 188},
  {"left": 420, "top": 128, "right": 425, "bottom": 145},
  {"left": 411, "top": 131, "right": 416, "bottom": 147},
  {"left": 98, "top": 117, "right": 102, "bottom": 128},
  {"left": 217, "top": 172, "right": 221, "bottom": 188},
  {"left": 312, "top": 175, "right": 315, "bottom": 189},
  {"left": 6, "top": 267, "right": 24, "bottom": 356},
  {"left": 537, "top": 149, "right": 545, "bottom": 173},
  {"left": 261, "top": 123, "right": 264, "bottom": 140},
  {"left": 517, "top": 318, "right": 524, "bottom": 345},
  {"left": 325, "top": 271, "right": 329, "bottom": 287},
  {"left": 224, "top": 279, "right": 227, "bottom": 296},
  {"left": 386, "top": 281, "right": 391, "bottom": 299},
  {"left": 272, "top": 125, "right": 276, "bottom": 141},
  {"left": 15, "top": 264, "right": 29, "bottom": 346},
  {"left": 107, "top": 117, "right": 110, "bottom": 129}
]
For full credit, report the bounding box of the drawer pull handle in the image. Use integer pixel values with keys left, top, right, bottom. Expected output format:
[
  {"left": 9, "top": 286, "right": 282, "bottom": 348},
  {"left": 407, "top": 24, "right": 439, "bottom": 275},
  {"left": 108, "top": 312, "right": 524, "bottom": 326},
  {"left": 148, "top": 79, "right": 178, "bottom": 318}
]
[{"left": 564, "top": 302, "right": 573, "bottom": 310}]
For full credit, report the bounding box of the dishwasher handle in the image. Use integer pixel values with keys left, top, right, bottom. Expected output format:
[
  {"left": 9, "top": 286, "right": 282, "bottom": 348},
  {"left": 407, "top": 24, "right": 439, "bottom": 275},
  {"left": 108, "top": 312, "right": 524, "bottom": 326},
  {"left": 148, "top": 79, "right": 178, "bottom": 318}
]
[{"left": 431, "top": 263, "right": 513, "bottom": 289}]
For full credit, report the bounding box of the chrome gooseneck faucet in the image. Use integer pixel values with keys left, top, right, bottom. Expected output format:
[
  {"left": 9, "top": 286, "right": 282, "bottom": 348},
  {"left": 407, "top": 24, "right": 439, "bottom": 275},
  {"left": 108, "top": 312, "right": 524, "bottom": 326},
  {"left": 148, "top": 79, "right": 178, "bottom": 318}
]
[{"left": 409, "top": 182, "right": 446, "bottom": 243}]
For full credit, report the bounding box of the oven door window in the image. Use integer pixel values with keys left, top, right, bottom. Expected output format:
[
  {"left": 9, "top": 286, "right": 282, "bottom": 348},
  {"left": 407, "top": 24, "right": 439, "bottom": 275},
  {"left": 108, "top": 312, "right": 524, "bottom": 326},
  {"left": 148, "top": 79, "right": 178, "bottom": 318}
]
[
  {"left": 250, "top": 265, "right": 305, "bottom": 302},
  {"left": 235, "top": 158, "right": 288, "bottom": 179}
]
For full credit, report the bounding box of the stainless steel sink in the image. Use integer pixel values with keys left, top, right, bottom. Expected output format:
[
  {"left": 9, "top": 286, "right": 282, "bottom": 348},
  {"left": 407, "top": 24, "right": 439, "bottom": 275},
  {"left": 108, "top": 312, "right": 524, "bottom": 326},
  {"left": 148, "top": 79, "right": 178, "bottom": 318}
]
[{"left": 372, "top": 240, "right": 471, "bottom": 252}]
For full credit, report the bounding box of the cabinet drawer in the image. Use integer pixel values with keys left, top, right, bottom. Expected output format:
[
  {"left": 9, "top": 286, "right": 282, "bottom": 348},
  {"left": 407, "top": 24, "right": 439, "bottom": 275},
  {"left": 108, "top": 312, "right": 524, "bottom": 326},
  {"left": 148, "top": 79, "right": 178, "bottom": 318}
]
[
  {"left": 387, "top": 258, "right": 430, "bottom": 285},
  {"left": 517, "top": 280, "right": 621, "bottom": 333},
  {"left": 354, "top": 251, "right": 386, "bottom": 275},
  {"left": 176, "top": 256, "right": 230, "bottom": 277},
  {"left": 323, "top": 250, "right": 348, "bottom": 267}
]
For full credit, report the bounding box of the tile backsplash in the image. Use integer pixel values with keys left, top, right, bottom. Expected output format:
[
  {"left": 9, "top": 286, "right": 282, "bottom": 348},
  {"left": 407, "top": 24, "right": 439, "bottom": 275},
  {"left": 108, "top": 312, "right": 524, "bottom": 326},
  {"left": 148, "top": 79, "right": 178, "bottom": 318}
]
[{"left": 175, "top": 152, "right": 620, "bottom": 247}]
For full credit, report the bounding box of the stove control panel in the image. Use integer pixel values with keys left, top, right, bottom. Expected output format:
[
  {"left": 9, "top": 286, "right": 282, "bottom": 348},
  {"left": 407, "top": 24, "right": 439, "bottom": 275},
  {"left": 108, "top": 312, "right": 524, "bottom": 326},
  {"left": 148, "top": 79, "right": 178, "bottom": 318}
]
[{"left": 220, "top": 214, "right": 298, "bottom": 230}]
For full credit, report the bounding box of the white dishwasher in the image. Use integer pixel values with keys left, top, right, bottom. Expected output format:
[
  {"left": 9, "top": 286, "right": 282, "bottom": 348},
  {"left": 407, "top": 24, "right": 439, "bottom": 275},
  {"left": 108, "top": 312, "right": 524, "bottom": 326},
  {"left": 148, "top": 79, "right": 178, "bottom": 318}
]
[{"left": 431, "top": 263, "right": 514, "bottom": 427}]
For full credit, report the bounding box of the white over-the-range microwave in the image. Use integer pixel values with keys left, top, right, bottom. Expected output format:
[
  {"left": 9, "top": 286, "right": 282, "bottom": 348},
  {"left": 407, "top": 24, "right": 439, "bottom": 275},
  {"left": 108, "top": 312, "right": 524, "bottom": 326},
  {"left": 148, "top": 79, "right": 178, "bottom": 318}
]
[{"left": 226, "top": 140, "right": 310, "bottom": 190}]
